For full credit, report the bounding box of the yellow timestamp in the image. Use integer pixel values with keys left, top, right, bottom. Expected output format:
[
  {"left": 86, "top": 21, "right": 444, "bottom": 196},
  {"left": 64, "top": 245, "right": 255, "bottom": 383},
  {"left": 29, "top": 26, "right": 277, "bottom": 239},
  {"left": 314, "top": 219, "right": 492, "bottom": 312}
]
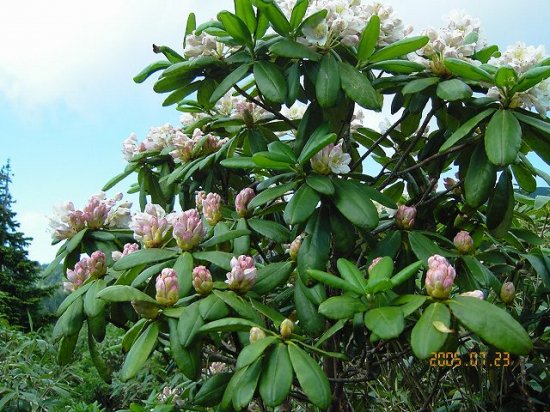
[{"left": 429, "top": 351, "right": 511, "bottom": 368}]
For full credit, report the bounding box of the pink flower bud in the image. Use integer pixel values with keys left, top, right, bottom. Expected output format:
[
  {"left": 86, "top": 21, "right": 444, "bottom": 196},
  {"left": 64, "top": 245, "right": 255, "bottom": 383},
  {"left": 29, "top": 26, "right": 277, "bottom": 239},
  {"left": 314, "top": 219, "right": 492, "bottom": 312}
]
[
  {"left": 131, "top": 300, "right": 160, "bottom": 319},
  {"left": 112, "top": 242, "right": 140, "bottom": 262},
  {"left": 453, "top": 231, "right": 474, "bottom": 254},
  {"left": 368, "top": 257, "right": 383, "bottom": 274},
  {"left": 225, "top": 255, "right": 257, "bottom": 293},
  {"left": 82, "top": 193, "right": 110, "bottom": 229},
  {"left": 170, "top": 131, "right": 194, "bottom": 164},
  {"left": 425, "top": 255, "right": 456, "bottom": 299},
  {"left": 195, "top": 191, "right": 207, "bottom": 213},
  {"left": 88, "top": 251, "right": 106, "bottom": 278},
  {"left": 129, "top": 203, "right": 172, "bottom": 248},
  {"left": 235, "top": 188, "right": 255, "bottom": 218},
  {"left": 460, "top": 290, "right": 484, "bottom": 299},
  {"left": 249, "top": 327, "right": 266, "bottom": 343},
  {"left": 289, "top": 235, "right": 303, "bottom": 261},
  {"left": 156, "top": 268, "right": 179, "bottom": 306},
  {"left": 192, "top": 265, "right": 213, "bottom": 295},
  {"left": 65, "top": 257, "right": 92, "bottom": 292},
  {"left": 172, "top": 209, "right": 204, "bottom": 251},
  {"left": 395, "top": 205, "right": 416, "bottom": 229},
  {"left": 280, "top": 318, "right": 294, "bottom": 339},
  {"left": 500, "top": 282, "right": 515, "bottom": 304},
  {"left": 202, "top": 193, "right": 222, "bottom": 226}
]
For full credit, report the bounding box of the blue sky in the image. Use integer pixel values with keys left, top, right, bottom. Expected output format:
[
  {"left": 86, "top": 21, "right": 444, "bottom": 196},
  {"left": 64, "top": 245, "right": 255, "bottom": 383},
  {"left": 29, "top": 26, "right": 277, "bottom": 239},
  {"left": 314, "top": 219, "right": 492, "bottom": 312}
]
[{"left": 1, "top": 0, "right": 549, "bottom": 263}]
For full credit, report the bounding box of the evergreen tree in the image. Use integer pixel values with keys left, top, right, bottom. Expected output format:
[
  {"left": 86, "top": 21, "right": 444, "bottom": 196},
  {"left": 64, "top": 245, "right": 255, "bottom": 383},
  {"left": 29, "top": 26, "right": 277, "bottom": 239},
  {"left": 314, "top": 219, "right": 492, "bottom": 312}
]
[{"left": 0, "top": 161, "right": 51, "bottom": 328}]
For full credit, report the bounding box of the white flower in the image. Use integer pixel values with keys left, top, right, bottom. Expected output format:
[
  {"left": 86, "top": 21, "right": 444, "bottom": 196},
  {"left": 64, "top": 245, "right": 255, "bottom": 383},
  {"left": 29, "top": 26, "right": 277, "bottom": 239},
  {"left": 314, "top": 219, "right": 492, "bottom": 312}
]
[
  {"left": 48, "top": 202, "right": 86, "bottom": 241},
  {"left": 281, "top": 103, "right": 307, "bottom": 120},
  {"left": 302, "top": 20, "right": 329, "bottom": 46},
  {"left": 184, "top": 32, "right": 221, "bottom": 58},
  {"left": 122, "top": 133, "right": 139, "bottom": 161},
  {"left": 106, "top": 199, "right": 133, "bottom": 228},
  {"left": 328, "top": 142, "right": 352, "bottom": 174}
]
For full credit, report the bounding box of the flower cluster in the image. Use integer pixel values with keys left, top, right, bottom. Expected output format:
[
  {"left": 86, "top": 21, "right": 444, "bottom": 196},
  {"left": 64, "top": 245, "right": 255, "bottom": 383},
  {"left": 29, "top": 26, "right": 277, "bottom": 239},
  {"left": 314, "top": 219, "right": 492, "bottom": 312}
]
[
  {"left": 49, "top": 192, "right": 132, "bottom": 241},
  {"left": 310, "top": 141, "right": 352, "bottom": 175},
  {"left": 122, "top": 124, "right": 178, "bottom": 161},
  {"left": 425, "top": 255, "right": 456, "bottom": 299},
  {"left": 488, "top": 42, "right": 550, "bottom": 115},
  {"left": 226, "top": 255, "right": 257, "bottom": 293},
  {"left": 171, "top": 209, "right": 205, "bottom": 250},
  {"left": 155, "top": 268, "right": 179, "bottom": 306},
  {"left": 129, "top": 203, "right": 173, "bottom": 248},
  {"left": 64, "top": 251, "right": 106, "bottom": 292},
  {"left": 280, "top": 0, "right": 411, "bottom": 48},
  {"left": 184, "top": 32, "right": 228, "bottom": 59},
  {"left": 170, "top": 128, "right": 228, "bottom": 164},
  {"left": 201, "top": 193, "right": 223, "bottom": 226},
  {"left": 410, "top": 10, "right": 484, "bottom": 75}
]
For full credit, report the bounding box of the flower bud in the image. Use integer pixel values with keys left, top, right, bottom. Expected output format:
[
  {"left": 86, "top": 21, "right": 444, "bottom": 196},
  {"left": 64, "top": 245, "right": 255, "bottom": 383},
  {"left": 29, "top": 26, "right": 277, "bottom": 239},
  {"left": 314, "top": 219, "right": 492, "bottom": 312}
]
[
  {"left": 88, "top": 251, "right": 106, "bottom": 278},
  {"left": 280, "top": 318, "right": 294, "bottom": 339},
  {"left": 425, "top": 255, "right": 456, "bottom": 299},
  {"left": 453, "top": 231, "right": 474, "bottom": 254},
  {"left": 131, "top": 300, "right": 160, "bottom": 319},
  {"left": 235, "top": 188, "right": 255, "bottom": 218},
  {"left": 500, "top": 282, "right": 516, "bottom": 304},
  {"left": 112, "top": 242, "right": 140, "bottom": 262},
  {"left": 249, "top": 327, "right": 266, "bottom": 343},
  {"left": 155, "top": 268, "right": 179, "bottom": 306},
  {"left": 172, "top": 209, "right": 204, "bottom": 251},
  {"left": 289, "top": 235, "right": 303, "bottom": 261},
  {"left": 395, "top": 205, "right": 416, "bottom": 229},
  {"left": 82, "top": 193, "right": 110, "bottom": 229},
  {"left": 202, "top": 193, "right": 222, "bottom": 226},
  {"left": 460, "top": 290, "right": 484, "bottom": 299},
  {"left": 195, "top": 191, "right": 207, "bottom": 213},
  {"left": 65, "top": 258, "right": 91, "bottom": 292},
  {"left": 129, "top": 203, "right": 172, "bottom": 248},
  {"left": 192, "top": 265, "right": 213, "bottom": 295},
  {"left": 225, "top": 255, "right": 257, "bottom": 293}
]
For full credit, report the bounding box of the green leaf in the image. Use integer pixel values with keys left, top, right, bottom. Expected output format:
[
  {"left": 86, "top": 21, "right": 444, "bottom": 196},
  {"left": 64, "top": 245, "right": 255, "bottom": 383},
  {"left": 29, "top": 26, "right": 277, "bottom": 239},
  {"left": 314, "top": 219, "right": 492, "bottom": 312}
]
[
  {"left": 514, "top": 111, "right": 550, "bottom": 135},
  {"left": 339, "top": 62, "right": 381, "bottom": 110},
  {"left": 316, "top": 53, "right": 340, "bottom": 108},
  {"left": 233, "top": 359, "right": 263, "bottom": 410},
  {"left": 259, "top": 343, "right": 294, "bottom": 407},
  {"left": 199, "top": 317, "right": 258, "bottom": 333},
  {"left": 194, "top": 373, "right": 232, "bottom": 407},
  {"left": 436, "top": 79, "right": 473, "bottom": 101},
  {"left": 402, "top": 77, "right": 439, "bottom": 95},
  {"left": 56, "top": 283, "right": 91, "bottom": 316},
  {"left": 254, "top": 61, "right": 287, "bottom": 103},
  {"left": 512, "top": 163, "right": 537, "bottom": 193},
  {"left": 217, "top": 11, "right": 252, "bottom": 46},
  {"left": 410, "top": 303, "right": 451, "bottom": 359},
  {"left": 113, "top": 249, "right": 178, "bottom": 271},
  {"left": 53, "top": 296, "right": 84, "bottom": 339},
  {"left": 337, "top": 258, "right": 368, "bottom": 294},
  {"left": 297, "top": 127, "right": 336, "bottom": 165},
  {"left": 308, "top": 269, "right": 362, "bottom": 294},
  {"left": 252, "top": 151, "right": 293, "bottom": 170},
  {"left": 464, "top": 143, "right": 497, "bottom": 207},
  {"left": 199, "top": 293, "right": 230, "bottom": 321},
  {"left": 220, "top": 156, "right": 257, "bottom": 169},
  {"left": 332, "top": 179, "right": 379, "bottom": 229},
  {"left": 486, "top": 170, "right": 514, "bottom": 237},
  {"left": 174, "top": 252, "right": 193, "bottom": 298},
  {"left": 84, "top": 280, "right": 107, "bottom": 319},
  {"left": 57, "top": 333, "right": 79, "bottom": 366},
  {"left": 133, "top": 60, "right": 171, "bottom": 83},
  {"left": 357, "top": 15, "right": 380, "bottom": 64},
  {"left": 256, "top": 0, "right": 291, "bottom": 36},
  {"left": 236, "top": 336, "right": 278, "bottom": 370},
  {"left": 364, "top": 307, "right": 405, "bottom": 339},
  {"left": 210, "top": 63, "right": 250, "bottom": 103},
  {"left": 306, "top": 174, "right": 334, "bottom": 195},
  {"left": 96, "top": 285, "right": 158, "bottom": 305},
  {"left": 448, "top": 296, "right": 532, "bottom": 355},
  {"left": 269, "top": 39, "right": 321, "bottom": 61},
  {"left": 168, "top": 319, "right": 201, "bottom": 380},
  {"left": 319, "top": 296, "right": 367, "bottom": 319},
  {"left": 122, "top": 319, "right": 147, "bottom": 353},
  {"left": 444, "top": 58, "right": 493, "bottom": 82},
  {"left": 369, "top": 60, "right": 425, "bottom": 74},
  {"left": 131, "top": 259, "right": 175, "bottom": 288},
  {"left": 102, "top": 166, "right": 136, "bottom": 191},
  {"left": 213, "top": 290, "right": 261, "bottom": 323},
  {"left": 294, "top": 279, "right": 325, "bottom": 335},
  {"left": 248, "top": 218, "right": 290, "bottom": 243},
  {"left": 248, "top": 182, "right": 295, "bottom": 209},
  {"left": 513, "top": 66, "right": 550, "bottom": 93},
  {"left": 391, "top": 294, "right": 427, "bottom": 317},
  {"left": 298, "top": 209, "right": 330, "bottom": 283},
  {"left": 121, "top": 322, "right": 159, "bottom": 381},
  {"left": 494, "top": 66, "right": 518, "bottom": 89},
  {"left": 289, "top": 0, "right": 308, "bottom": 29},
  {"left": 485, "top": 110, "right": 522, "bottom": 166},
  {"left": 178, "top": 303, "right": 204, "bottom": 347},
  {"left": 439, "top": 108, "right": 496, "bottom": 152},
  {"left": 369, "top": 36, "right": 429, "bottom": 63},
  {"left": 234, "top": 0, "right": 256, "bottom": 34},
  {"left": 192, "top": 251, "right": 234, "bottom": 271},
  {"left": 284, "top": 184, "right": 320, "bottom": 225},
  {"left": 201, "top": 229, "right": 251, "bottom": 248},
  {"left": 254, "top": 261, "right": 294, "bottom": 294},
  {"left": 408, "top": 232, "right": 448, "bottom": 265},
  {"left": 288, "top": 343, "right": 331, "bottom": 409},
  {"left": 391, "top": 261, "right": 423, "bottom": 287}
]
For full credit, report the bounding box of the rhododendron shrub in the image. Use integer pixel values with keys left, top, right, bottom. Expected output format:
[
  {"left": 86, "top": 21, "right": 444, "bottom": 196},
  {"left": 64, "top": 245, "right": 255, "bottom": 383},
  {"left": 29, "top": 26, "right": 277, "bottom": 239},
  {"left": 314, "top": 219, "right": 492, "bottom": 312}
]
[{"left": 47, "top": 1, "right": 550, "bottom": 409}]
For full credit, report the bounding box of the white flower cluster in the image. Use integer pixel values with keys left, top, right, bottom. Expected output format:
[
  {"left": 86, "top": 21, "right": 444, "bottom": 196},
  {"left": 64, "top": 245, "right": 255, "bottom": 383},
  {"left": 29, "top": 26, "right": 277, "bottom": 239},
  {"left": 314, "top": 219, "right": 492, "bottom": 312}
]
[
  {"left": 183, "top": 32, "right": 226, "bottom": 59},
  {"left": 279, "top": 0, "right": 411, "bottom": 48},
  {"left": 410, "top": 10, "right": 484, "bottom": 75},
  {"left": 488, "top": 42, "right": 550, "bottom": 115},
  {"left": 122, "top": 124, "right": 178, "bottom": 161},
  {"left": 170, "top": 128, "right": 228, "bottom": 164}
]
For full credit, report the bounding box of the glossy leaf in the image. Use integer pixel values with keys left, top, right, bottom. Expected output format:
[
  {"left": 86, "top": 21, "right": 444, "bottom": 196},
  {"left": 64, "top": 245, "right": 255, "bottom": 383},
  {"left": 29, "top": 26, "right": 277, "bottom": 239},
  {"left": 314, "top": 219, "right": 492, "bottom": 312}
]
[
  {"left": 410, "top": 303, "right": 451, "bottom": 359},
  {"left": 316, "top": 53, "right": 340, "bottom": 108},
  {"left": 121, "top": 322, "right": 159, "bottom": 381},
  {"left": 339, "top": 62, "right": 381, "bottom": 110},
  {"left": 485, "top": 110, "right": 522, "bottom": 166},
  {"left": 259, "top": 343, "right": 293, "bottom": 407},
  {"left": 254, "top": 61, "right": 288, "bottom": 103},
  {"left": 364, "top": 307, "right": 405, "bottom": 339}
]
